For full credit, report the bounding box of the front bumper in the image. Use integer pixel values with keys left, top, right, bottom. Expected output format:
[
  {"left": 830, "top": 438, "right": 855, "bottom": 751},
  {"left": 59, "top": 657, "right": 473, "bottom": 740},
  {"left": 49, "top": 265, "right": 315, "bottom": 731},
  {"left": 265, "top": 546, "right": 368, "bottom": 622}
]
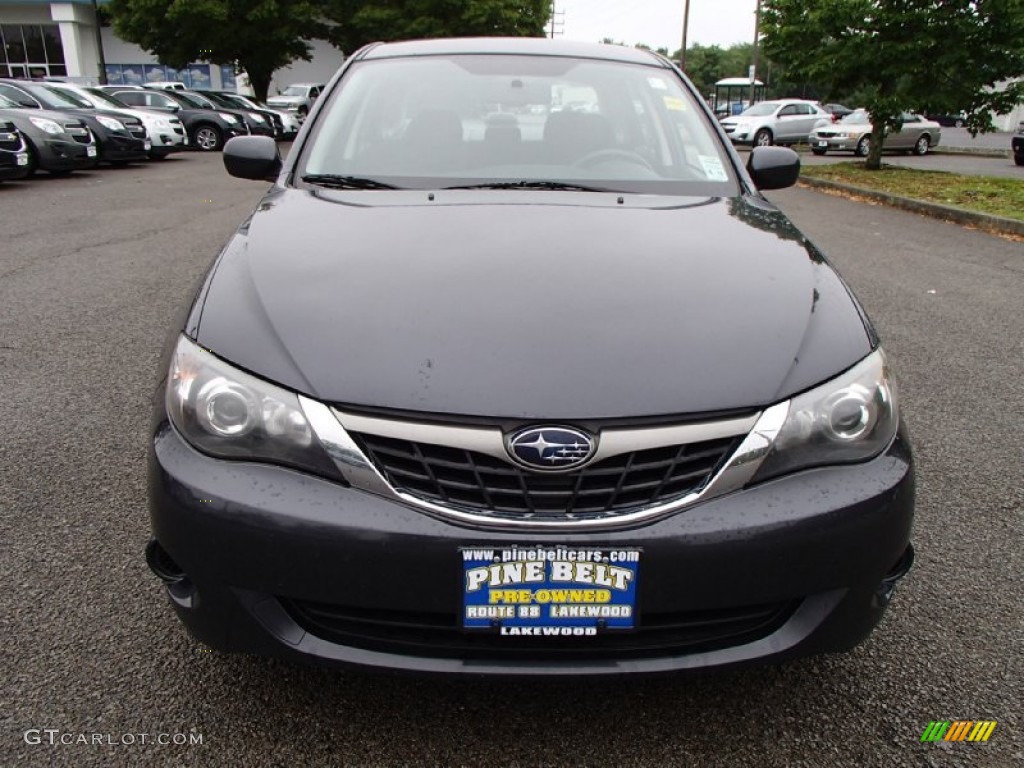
[
  {"left": 97, "top": 133, "right": 148, "bottom": 162},
  {"left": 35, "top": 138, "right": 98, "bottom": 172},
  {"left": 811, "top": 136, "right": 860, "bottom": 152},
  {"left": 0, "top": 149, "right": 30, "bottom": 180},
  {"left": 147, "top": 417, "right": 915, "bottom": 676}
]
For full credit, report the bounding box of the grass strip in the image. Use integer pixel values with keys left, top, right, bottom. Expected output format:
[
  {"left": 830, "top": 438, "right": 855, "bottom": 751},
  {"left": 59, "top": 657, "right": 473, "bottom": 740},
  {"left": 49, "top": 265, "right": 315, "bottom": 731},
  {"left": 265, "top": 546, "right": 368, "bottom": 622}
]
[{"left": 799, "top": 162, "right": 1024, "bottom": 223}]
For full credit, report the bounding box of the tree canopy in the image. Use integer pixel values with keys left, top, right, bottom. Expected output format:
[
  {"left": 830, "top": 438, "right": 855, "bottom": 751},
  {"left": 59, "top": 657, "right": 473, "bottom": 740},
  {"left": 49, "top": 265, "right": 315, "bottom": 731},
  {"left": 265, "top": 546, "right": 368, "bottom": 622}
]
[
  {"left": 324, "top": 0, "right": 550, "bottom": 52},
  {"left": 761, "top": 0, "right": 1024, "bottom": 168},
  {"left": 108, "top": 0, "right": 329, "bottom": 101},
  {"left": 107, "top": 0, "right": 550, "bottom": 102}
]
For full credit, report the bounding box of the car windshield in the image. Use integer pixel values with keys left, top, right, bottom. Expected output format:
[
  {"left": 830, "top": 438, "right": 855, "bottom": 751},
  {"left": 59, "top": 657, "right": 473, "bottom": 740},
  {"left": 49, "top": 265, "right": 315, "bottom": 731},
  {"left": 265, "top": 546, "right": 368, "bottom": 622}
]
[
  {"left": 301, "top": 55, "right": 736, "bottom": 195},
  {"left": 26, "top": 85, "right": 80, "bottom": 109},
  {"left": 170, "top": 92, "right": 209, "bottom": 109},
  {"left": 84, "top": 88, "right": 128, "bottom": 108},
  {"left": 281, "top": 86, "right": 307, "bottom": 97},
  {"left": 740, "top": 102, "right": 780, "bottom": 117},
  {"left": 840, "top": 111, "right": 872, "bottom": 125},
  {"left": 45, "top": 86, "right": 94, "bottom": 108}
]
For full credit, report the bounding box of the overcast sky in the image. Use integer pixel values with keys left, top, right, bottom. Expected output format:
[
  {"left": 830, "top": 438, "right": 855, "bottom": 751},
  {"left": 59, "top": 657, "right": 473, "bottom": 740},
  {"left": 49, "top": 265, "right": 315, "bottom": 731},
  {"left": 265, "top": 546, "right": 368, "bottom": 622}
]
[{"left": 557, "top": 0, "right": 760, "bottom": 52}]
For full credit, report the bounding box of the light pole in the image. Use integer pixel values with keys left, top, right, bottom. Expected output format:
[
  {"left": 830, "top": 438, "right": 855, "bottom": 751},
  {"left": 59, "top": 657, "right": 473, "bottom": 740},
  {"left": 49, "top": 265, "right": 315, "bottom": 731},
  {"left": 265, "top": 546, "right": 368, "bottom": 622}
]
[
  {"left": 679, "top": 0, "right": 691, "bottom": 70},
  {"left": 749, "top": 0, "right": 762, "bottom": 106},
  {"left": 91, "top": 0, "right": 108, "bottom": 84}
]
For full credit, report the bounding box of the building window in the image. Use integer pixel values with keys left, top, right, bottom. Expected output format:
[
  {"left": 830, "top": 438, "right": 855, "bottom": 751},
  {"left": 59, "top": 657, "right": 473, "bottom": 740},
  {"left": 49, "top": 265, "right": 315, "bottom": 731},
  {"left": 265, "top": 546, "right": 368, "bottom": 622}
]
[
  {"left": 1, "top": 24, "right": 66, "bottom": 78},
  {"left": 104, "top": 63, "right": 211, "bottom": 88}
]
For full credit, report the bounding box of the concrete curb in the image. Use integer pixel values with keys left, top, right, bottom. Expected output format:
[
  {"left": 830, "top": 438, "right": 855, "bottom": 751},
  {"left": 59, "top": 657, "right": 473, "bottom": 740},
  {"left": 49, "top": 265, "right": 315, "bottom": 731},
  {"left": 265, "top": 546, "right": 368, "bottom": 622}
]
[
  {"left": 797, "top": 176, "right": 1024, "bottom": 237},
  {"left": 932, "top": 147, "right": 1012, "bottom": 159}
]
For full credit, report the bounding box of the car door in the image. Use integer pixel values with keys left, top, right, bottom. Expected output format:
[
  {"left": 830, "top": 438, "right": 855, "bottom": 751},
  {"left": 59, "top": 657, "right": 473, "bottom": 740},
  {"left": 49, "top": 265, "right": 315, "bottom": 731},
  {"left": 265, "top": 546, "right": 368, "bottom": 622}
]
[
  {"left": 775, "top": 104, "right": 802, "bottom": 142},
  {"left": 891, "top": 113, "right": 920, "bottom": 149}
]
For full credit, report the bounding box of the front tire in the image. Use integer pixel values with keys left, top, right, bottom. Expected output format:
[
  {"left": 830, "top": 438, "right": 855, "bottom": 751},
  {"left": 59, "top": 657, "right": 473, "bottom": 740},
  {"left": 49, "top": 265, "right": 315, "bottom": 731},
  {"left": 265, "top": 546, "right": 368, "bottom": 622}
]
[
  {"left": 913, "top": 135, "right": 930, "bottom": 156},
  {"left": 753, "top": 129, "right": 773, "bottom": 147},
  {"left": 1014, "top": 153, "right": 1024, "bottom": 167},
  {"left": 855, "top": 136, "right": 871, "bottom": 158},
  {"left": 192, "top": 124, "right": 223, "bottom": 152}
]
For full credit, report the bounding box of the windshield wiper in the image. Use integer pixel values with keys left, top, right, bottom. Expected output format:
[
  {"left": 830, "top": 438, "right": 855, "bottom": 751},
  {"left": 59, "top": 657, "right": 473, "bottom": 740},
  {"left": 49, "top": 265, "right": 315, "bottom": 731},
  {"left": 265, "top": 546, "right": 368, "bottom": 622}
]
[
  {"left": 443, "top": 180, "right": 620, "bottom": 193},
  {"left": 301, "top": 174, "right": 400, "bottom": 190}
]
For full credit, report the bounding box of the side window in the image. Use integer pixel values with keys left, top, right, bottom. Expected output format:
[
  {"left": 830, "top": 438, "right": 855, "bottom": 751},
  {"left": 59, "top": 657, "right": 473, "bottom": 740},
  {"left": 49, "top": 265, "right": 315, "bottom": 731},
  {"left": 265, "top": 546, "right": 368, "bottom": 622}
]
[
  {"left": 778, "top": 105, "right": 797, "bottom": 117},
  {"left": 115, "top": 91, "right": 142, "bottom": 106},
  {"left": 310, "top": 87, "right": 320, "bottom": 98},
  {"left": 798, "top": 104, "right": 813, "bottom": 115}
]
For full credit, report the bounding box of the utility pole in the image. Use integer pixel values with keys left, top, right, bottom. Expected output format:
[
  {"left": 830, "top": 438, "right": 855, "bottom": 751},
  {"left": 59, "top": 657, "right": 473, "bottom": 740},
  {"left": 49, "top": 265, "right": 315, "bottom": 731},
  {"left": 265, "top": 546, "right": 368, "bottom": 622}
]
[
  {"left": 749, "top": 0, "right": 762, "bottom": 107},
  {"left": 679, "top": 0, "right": 691, "bottom": 70},
  {"left": 548, "top": 2, "right": 565, "bottom": 38}
]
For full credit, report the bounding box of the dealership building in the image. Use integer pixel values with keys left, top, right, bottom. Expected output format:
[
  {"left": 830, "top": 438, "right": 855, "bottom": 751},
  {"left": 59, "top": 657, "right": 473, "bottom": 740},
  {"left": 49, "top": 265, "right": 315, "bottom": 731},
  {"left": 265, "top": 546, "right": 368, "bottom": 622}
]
[{"left": 0, "top": 0, "right": 341, "bottom": 92}]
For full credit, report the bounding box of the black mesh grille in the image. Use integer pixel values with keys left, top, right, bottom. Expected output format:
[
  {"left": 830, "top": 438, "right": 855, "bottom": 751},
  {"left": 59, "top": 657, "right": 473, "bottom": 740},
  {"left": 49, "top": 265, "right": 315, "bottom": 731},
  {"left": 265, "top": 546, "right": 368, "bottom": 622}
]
[
  {"left": 123, "top": 118, "right": 146, "bottom": 139},
  {"left": 64, "top": 123, "right": 90, "bottom": 143},
  {"left": 282, "top": 598, "right": 797, "bottom": 661},
  {"left": 351, "top": 432, "right": 740, "bottom": 521},
  {"left": 0, "top": 127, "right": 20, "bottom": 151}
]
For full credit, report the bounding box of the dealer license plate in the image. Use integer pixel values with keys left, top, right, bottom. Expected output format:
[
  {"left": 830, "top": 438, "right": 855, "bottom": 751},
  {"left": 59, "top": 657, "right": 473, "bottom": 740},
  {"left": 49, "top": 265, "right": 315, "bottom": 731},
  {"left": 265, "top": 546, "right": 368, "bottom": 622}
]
[
  {"left": 86, "top": 145, "right": 97, "bottom": 157},
  {"left": 462, "top": 546, "right": 640, "bottom": 636},
  {"left": 817, "top": 140, "right": 828, "bottom": 147},
  {"left": 16, "top": 152, "right": 28, "bottom": 166},
  {"left": 144, "top": 140, "right": 152, "bottom": 150}
]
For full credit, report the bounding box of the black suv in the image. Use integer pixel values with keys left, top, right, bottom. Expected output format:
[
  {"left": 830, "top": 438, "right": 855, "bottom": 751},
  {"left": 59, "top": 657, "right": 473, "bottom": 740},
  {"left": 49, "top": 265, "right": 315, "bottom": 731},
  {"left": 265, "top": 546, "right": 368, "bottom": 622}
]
[
  {"left": 0, "top": 93, "right": 98, "bottom": 175},
  {"left": 1013, "top": 120, "right": 1023, "bottom": 167},
  {"left": 101, "top": 86, "right": 249, "bottom": 151},
  {"left": 0, "top": 80, "right": 147, "bottom": 164},
  {"left": 0, "top": 117, "right": 30, "bottom": 181}
]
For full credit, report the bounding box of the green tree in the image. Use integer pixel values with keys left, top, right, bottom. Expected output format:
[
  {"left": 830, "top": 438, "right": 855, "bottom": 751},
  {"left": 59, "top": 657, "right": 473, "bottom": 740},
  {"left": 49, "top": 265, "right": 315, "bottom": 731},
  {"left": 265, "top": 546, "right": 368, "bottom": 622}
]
[
  {"left": 108, "top": 0, "right": 329, "bottom": 101},
  {"left": 325, "top": 0, "right": 550, "bottom": 53},
  {"left": 761, "top": 0, "right": 1024, "bottom": 169}
]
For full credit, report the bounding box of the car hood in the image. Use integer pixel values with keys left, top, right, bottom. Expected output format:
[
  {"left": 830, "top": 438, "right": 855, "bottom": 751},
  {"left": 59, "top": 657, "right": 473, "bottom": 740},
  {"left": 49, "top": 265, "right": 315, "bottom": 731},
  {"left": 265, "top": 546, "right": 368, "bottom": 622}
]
[
  {"left": 193, "top": 191, "right": 873, "bottom": 419},
  {"left": 267, "top": 96, "right": 303, "bottom": 106}
]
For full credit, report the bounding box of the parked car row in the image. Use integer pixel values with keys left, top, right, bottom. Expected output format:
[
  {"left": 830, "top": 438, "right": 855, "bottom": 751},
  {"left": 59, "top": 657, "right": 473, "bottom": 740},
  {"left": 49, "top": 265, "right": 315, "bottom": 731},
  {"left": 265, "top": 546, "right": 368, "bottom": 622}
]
[
  {"left": 720, "top": 99, "right": 943, "bottom": 157},
  {"left": 0, "top": 79, "right": 301, "bottom": 180}
]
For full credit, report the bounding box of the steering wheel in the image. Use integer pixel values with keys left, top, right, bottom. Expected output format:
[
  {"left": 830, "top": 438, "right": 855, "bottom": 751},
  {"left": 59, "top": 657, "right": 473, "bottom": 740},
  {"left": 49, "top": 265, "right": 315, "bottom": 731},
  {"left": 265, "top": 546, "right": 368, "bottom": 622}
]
[{"left": 573, "top": 148, "right": 655, "bottom": 170}]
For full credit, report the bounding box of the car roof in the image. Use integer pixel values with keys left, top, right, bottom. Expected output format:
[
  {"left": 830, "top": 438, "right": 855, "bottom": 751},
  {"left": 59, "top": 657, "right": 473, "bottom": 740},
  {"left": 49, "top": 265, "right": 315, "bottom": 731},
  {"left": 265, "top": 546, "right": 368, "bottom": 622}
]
[{"left": 359, "top": 37, "right": 668, "bottom": 67}]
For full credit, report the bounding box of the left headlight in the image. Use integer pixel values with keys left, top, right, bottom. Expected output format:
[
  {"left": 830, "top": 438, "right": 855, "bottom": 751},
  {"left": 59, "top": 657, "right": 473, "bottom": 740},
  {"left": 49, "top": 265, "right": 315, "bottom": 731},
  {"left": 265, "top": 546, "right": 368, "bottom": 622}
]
[
  {"left": 96, "top": 115, "right": 126, "bottom": 131},
  {"left": 751, "top": 349, "right": 899, "bottom": 483},
  {"left": 249, "top": 114, "right": 266, "bottom": 123},
  {"left": 165, "top": 335, "right": 340, "bottom": 478}
]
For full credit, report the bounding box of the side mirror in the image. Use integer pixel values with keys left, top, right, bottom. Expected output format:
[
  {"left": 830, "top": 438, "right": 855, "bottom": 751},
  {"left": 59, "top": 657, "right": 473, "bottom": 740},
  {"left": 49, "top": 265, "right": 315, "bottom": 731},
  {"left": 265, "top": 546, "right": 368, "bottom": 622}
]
[
  {"left": 223, "top": 136, "right": 281, "bottom": 181},
  {"left": 747, "top": 146, "right": 800, "bottom": 191}
]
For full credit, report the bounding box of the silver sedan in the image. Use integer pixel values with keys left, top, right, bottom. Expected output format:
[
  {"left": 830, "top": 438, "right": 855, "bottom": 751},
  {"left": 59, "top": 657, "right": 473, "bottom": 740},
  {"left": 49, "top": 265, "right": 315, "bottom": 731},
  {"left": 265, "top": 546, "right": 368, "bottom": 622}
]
[{"left": 809, "top": 110, "right": 942, "bottom": 156}]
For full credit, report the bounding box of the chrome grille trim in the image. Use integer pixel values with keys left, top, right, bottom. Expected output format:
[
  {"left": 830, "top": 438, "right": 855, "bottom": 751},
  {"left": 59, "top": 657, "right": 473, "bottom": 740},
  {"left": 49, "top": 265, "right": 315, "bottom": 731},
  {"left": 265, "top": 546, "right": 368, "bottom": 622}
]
[{"left": 300, "top": 399, "right": 789, "bottom": 530}]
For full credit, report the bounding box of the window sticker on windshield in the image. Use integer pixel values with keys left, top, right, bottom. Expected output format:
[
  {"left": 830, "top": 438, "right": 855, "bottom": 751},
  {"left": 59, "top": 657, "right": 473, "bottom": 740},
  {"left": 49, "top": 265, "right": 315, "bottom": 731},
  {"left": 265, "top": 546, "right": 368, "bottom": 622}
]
[
  {"left": 699, "top": 156, "right": 729, "bottom": 182},
  {"left": 647, "top": 77, "right": 668, "bottom": 90},
  {"left": 662, "top": 96, "right": 686, "bottom": 112}
]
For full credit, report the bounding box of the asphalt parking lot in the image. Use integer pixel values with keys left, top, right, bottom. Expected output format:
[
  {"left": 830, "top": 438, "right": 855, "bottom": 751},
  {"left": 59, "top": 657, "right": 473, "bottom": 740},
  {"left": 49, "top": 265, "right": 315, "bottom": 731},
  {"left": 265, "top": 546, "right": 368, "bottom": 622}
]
[{"left": 1, "top": 153, "right": 1021, "bottom": 767}]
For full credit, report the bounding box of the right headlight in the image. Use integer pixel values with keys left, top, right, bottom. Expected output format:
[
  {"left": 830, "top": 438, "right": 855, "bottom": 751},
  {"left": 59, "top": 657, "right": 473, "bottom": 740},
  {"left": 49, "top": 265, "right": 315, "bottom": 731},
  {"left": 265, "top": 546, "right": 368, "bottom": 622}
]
[
  {"left": 29, "top": 117, "right": 63, "bottom": 135},
  {"left": 751, "top": 349, "right": 899, "bottom": 483},
  {"left": 218, "top": 113, "right": 238, "bottom": 124},
  {"left": 165, "top": 335, "right": 340, "bottom": 479}
]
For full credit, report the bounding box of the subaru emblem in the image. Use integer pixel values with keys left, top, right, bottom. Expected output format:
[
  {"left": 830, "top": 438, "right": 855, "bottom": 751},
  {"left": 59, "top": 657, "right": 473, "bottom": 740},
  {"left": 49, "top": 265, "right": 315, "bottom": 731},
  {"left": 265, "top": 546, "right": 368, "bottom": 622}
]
[{"left": 507, "top": 426, "right": 596, "bottom": 472}]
